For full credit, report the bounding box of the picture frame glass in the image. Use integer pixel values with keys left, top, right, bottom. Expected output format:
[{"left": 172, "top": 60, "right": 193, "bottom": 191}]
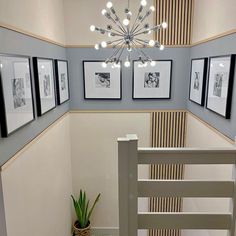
[
  {"left": 189, "top": 58, "right": 207, "bottom": 105},
  {"left": 57, "top": 60, "right": 69, "bottom": 104},
  {"left": 83, "top": 61, "right": 121, "bottom": 99},
  {"left": 207, "top": 56, "right": 233, "bottom": 117},
  {"left": 0, "top": 55, "right": 34, "bottom": 136},
  {"left": 133, "top": 60, "right": 172, "bottom": 99},
  {"left": 36, "top": 58, "right": 56, "bottom": 114}
]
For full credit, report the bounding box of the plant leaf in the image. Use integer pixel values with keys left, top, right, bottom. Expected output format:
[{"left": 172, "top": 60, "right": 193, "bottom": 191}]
[{"left": 87, "top": 193, "right": 101, "bottom": 222}]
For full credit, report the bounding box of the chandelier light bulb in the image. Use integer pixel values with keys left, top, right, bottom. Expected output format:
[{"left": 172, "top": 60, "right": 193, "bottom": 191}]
[
  {"left": 124, "top": 59, "right": 131, "bottom": 67},
  {"left": 140, "top": 0, "right": 147, "bottom": 7},
  {"left": 123, "top": 18, "right": 130, "bottom": 26},
  {"left": 162, "top": 22, "right": 168, "bottom": 29},
  {"left": 149, "top": 40, "right": 155, "bottom": 47},
  {"left": 90, "top": 25, "right": 96, "bottom": 32},
  {"left": 101, "top": 41, "right": 107, "bottom": 48},
  {"left": 102, "top": 62, "right": 107, "bottom": 68},
  {"left": 150, "top": 61, "right": 156, "bottom": 67},
  {"left": 106, "top": 1, "right": 113, "bottom": 9},
  {"left": 95, "top": 44, "right": 100, "bottom": 50},
  {"left": 160, "top": 45, "right": 165, "bottom": 50},
  {"left": 101, "top": 9, "right": 107, "bottom": 15},
  {"left": 150, "top": 6, "right": 155, "bottom": 12}
]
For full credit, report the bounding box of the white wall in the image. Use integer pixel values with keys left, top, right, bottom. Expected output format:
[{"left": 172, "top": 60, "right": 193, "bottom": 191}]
[
  {"left": 182, "top": 112, "right": 234, "bottom": 236},
  {"left": 63, "top": 0, "right": 155, "bottom": 46},
  {"left": 192, "top": 0, "right": 236, "bottom": 43},
  {"left": 70, "top": 112, "right": 151, "bottom": 228},
  {"left": 0, "top": 115, "right": 72, "bottom": 236},
  {"left": 0, "top": 0, "right": 66, "bottom": 44}
]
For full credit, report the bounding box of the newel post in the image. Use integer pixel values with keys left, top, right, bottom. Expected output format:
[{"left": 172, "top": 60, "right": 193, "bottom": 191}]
[{"left": 118, "top": 134, "right": 138, "bottom": 236}]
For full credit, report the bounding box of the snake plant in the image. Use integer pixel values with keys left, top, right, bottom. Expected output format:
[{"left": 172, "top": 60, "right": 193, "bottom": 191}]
[{"left": 71, "top": 190, "right": 101, "bottom": 229}]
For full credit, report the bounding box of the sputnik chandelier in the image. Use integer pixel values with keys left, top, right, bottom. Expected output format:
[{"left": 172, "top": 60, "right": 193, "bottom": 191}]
[{"left": 90, "top": 0, "right": 167, "bottom": 68}]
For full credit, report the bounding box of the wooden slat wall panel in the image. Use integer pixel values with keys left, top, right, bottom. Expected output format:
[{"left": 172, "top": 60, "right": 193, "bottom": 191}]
[
  {"left": 149, "top": 111, "right": 187, "bottom": 236},
  {"left": 155, "top": 0, "right": 193, "bottom": 45}
]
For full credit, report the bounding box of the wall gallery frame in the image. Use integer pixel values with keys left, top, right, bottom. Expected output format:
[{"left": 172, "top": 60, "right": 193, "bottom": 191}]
[
  {"left": 0, "top": 54, "right": 35, "bottom": 137},
  {"left": 33, "top": 57, "right": 56, "bottom": 116},
  {"left": 83, "top": 61, "right": 122, "bottom": 100},
  {"left": 55, "top": 60, "right": 70, "bottom": 105},
  {"left": 206, "top": 55, "right": 235, "bottom": 119},
  {"left": 133, "top": 60, "right": 172, "bottom": 99},
  {"left": 189, "top": 58, "right": 208, "bottom": 106}
]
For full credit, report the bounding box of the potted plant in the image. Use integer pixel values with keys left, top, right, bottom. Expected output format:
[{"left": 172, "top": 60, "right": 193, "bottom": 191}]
[{"left": 71, "top": 190, "right": 101, "bottom": 236}]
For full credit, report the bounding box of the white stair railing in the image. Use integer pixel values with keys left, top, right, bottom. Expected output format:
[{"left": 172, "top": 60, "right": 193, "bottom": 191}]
[{"left": 118, "top": 134, "right": 236, "bottom": 236}]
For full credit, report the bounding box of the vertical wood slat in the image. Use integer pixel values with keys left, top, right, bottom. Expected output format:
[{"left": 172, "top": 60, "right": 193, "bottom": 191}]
[
  {"left": 155, "top": 0, "right": 193, "bottom": 46},
  {"left": 149, "top": 111, "right": 187, "bottom": 236}
]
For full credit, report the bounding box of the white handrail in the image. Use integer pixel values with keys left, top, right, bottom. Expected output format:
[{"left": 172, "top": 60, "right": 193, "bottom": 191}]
[{"left": 117, "top": 134, "right": 236, "bottom": 236}]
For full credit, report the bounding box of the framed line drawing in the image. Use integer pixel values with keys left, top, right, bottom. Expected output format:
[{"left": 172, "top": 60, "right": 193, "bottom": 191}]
[
  {"left": 0, "top": 54, "right": 34, "bottom": 137},
  {"left": 189, "top": 58, "right": 208, "bottom": 106},
  {"left": 133, "top": 60, "right": 172, "bottom": 99},
  {"left": 55, "top": 59, "right": 70, "bottom": 105},
  {"left": 83, "top": 61, "right": 122, "bottom": 100},
  {"left": 206, "top": 55, "right": 235, "bottom": 119},
  {"left": 33, "top": 57, "right": 56, "bottom": 116}
]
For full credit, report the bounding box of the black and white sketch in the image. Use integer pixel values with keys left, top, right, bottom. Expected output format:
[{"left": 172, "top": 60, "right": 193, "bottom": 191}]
[
  {"left": 12, "top": 78, "right": 26, "bottom": 109},
  {"left": 43, "top": 74, "right": 51, "bottom": 97},
  {"left": 206, "top": 55, "right": 235, "bottom": 119},
  {"left": 33, "top": 57, "right": 56, "bottom": 116},
  {"left": 189, "top": 58, "right": 208, "bottom": 106},
  {"left": 133, "top": 60, "right": 172, "bottom": 99},
  {"left": 213, "top": 73, "right": 223, "bottom": 97},
  {"left": 0, "top": 55, "right": 34, "bottom": 137},
  {"left": 55, "top": 60, "right": 70, "bottom": 105},
  {"left": 95, "top": 73, "right": 111, "bottom": 88},
  {"left": 144, "top": 72, "right": 160, "bottom": 88},
  {"left": 83, "top": 61, "right": 121, "bottom": 100}
]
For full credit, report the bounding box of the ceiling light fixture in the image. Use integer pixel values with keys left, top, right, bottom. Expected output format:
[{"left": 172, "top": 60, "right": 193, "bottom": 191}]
[{"left": 90, "top": 0, "right": 167, "bottom": 68}]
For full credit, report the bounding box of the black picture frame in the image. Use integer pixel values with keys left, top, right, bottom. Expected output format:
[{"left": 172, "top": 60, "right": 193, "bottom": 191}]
[
  {"left": 132, "top": 60, "right": 172, "bottom": 99},
  {"left": 83, "top": 60, "right": 122, "bottom": 100},
  {"left": 54, "top": 59, "right": 70, "bottom": 105},
  {"left": 189, "top": 57, "right": 208, "bottom": 106},
  {"left": 206, "top": 55, "right": 235, "bottom": 119},
  {"left": 0, "top": 54, "right": 35, "bottom": 137},
  {"left": 33, "top": 57, "right": 57, "bottom": 116}
]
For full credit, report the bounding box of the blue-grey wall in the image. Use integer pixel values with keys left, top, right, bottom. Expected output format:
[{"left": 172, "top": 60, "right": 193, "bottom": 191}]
[
  {"left": 1, "top": 26, "right": 236, "bottom": 166},
  {"left": 0, "top": 27, "right": 70, "bottom": 166},
  {"left": 67, "top": 47, "right": 190, "bottom": 110},
  {"left": 187, "top": 33, "right": 236, "bottom": 140}
]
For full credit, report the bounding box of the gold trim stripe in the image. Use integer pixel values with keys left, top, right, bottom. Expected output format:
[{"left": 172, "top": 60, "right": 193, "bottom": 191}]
[{"left": 149, "top": 111, "right": 186, "bottom": 236}]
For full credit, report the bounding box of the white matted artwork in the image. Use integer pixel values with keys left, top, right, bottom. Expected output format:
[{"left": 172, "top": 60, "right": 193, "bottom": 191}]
[
  {"left": 0, "top": 55, "right": 34, "bottom": 137},
  {"left": 133, "top": 60, "right": 172, "bottom": 99},
  {"left": 206, "top": 55, "right": 235, "bottom": 119},
  {"left": 33, "top": 58, "right": 56, "bottom": 116},
  {"left": 55, "top": 60, "right": 70, "bottom": 104},
  {"left": 189, "top": 58, "right": 208, "bottom": 106},
  {"left": 83, "top": 61, "right": 121, "bottom": 99}
]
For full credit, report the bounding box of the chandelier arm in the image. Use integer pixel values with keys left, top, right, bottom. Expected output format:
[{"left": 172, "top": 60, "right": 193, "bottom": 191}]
[
  {"left": 110, "top": 38, "right": 125, "bottom": 45},
  {"left": 132, "top": 41, "right": 150, "bottom": 61},
  {"left": 130, "top": 13, "right": 141, "bottom": 33},
  {"left": 109, "top": 12, "right": 127, "bottom": 33},
  {"left": 106, "top": 13, "right": 127, "bottom": 34},
  {"left": 134, "top": 38, "right": 148, "bottom": 45},
  {"left": 131, "top": 22, "right": 142, "bottom": 35},
  {"left": 116, "top": 45, "right": 126, "bottom": 62},
  {"left": 111, "top": 39, "right": 125, "bottom": 48},
  {"left": 107, "top": 42, "right": 125, "bottom": 61}
]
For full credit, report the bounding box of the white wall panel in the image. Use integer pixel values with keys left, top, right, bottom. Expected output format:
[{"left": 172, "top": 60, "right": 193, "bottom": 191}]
[
  {"left": 0, "top": 0, "right": 66, "bottom": 44},
  {"left": 1, "top": 115, "right": 72, "bottom": 236},
  {"left": 192, "top": 0, "right": 236, "bottom": 43},
  {"left": 70, "top": 112, "right": 151, "bottom": 227}
]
